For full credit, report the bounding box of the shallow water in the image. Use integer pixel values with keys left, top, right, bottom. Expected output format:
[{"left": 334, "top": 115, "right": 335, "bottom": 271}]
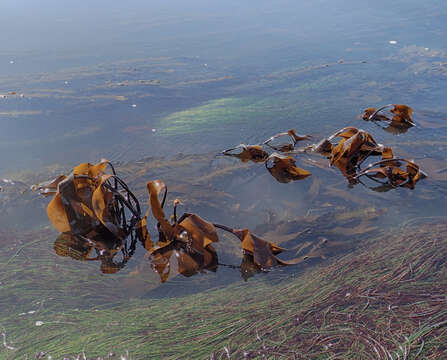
[{"left": 1, "top": 0, "right": 447, "bottom": 356}]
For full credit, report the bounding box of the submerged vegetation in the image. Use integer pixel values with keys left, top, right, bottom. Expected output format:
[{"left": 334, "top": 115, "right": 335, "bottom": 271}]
[{"left": 1, "top": 220, "right": 446, "bottom": 359}]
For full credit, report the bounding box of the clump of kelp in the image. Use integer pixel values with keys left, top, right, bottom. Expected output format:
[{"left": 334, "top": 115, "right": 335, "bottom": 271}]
[
  {"left": 32, "top": 104, "right": 426, "bottom": 281},
  {"left": 222, "top": 104, "right": 426, "bottom": 190},
  {"left": 33, "top": 160, "right": 302, "bottom": 281}
]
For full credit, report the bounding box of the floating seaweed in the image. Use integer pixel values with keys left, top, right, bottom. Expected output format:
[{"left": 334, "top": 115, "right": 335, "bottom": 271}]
[
  {"left": 307, "top": 126, "right": 426, "bottom": 188},
  {"left": 355, "top": 159, "right": 427, "bottom": 190},
  {"left": 221, "top": 129, "right": 312, "bottom": 183},
  {"left": 221, "top": 144, "right": 268, "bottom": 163},
  {"left": 39, "top": 161, "right": 141, "bottom": 237},
  {"left": 362, "top": 104, "right": 415, "bottom": 134},
  {"left": 32, "top": 105, "right": 429, "bottom": 283},
  {"left": 310, "top": 127, "right": 384, "bottom": 184},
  {"left": 265, "top": 153, "right": 311, "bottom": 183},
  {"left": 35, "top": 162, "right": 300, "bottom": 282}
]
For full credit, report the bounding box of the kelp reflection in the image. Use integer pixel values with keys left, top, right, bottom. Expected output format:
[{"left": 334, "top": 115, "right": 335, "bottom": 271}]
[{"left": 54, "top": 229, "right": 137, "bottom": 274}]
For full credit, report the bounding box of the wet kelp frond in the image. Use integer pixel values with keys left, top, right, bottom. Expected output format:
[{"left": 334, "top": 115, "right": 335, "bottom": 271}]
[
  {"left": 265, "top": 153, "right": 311, "bottom": 183},
  {"left": 356, "top": 159, "right": 427, "bottom": 190},
  {"left": 35, "top": 160, "right": 141, "bottom": 237},
  {"left": 353, "top": 146, "right": 427, "bottom": 190},
  {"left": 221, "top": 144, "right": 268, "bottom": 163},
  {"left": 142, "top": 179, "right": 303, "bottom": 282},
  {"left": 32, "top": 160, "right": 141, "bottom": 274}
]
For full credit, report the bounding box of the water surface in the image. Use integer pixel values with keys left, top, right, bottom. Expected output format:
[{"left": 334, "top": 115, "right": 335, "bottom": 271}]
[{"left": 1, "top": 0, "right": 447, "bottom": 357}]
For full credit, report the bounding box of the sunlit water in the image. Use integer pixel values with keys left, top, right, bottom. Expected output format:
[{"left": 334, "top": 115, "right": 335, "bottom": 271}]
[{"left": 1, "top": 0, "right": 447, "bottom": 356}]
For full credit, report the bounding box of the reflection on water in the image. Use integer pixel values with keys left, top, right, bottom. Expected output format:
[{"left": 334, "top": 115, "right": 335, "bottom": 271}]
[{"left": 54, "top": 230, "right": 136, "bottom": 274}]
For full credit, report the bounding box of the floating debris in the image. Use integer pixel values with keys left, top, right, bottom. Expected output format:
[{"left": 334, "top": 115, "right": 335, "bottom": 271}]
[{"left": 389, "top": 40, "right": 397, "bottom": 45}]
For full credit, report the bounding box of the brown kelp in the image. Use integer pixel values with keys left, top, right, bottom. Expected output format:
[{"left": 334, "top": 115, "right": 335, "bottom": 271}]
[
  {"left": 220, "top": 122, "right": 426, "bottom": 189},
  {"left": 32, "top": 105, "right": 429, "bottom": 281},
  {"left": 34, "top": 162, "right": 301, "bottom": 281},
  {"left": 308, "top": 126, "right": 426, "bottom": 189},
  {"left": 221, "top": 128, "right": 312, "bottom": 183},
  {"left": 362, "top": 104, "right": 415, "bottom": 134}
]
